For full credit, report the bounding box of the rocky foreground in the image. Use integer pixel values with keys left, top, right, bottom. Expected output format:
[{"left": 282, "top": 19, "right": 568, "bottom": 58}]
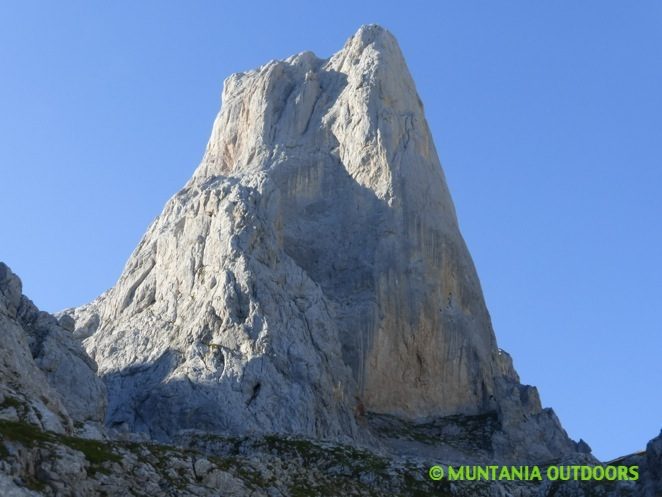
[{"left": 1, "top": 398, "right": 660, "bottom": 497}]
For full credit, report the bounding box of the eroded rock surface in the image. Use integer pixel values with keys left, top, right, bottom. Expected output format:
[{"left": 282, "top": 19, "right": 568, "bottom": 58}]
[
  {"left": 0, "top": 262, "right": 106, "bottom": 434},
  {"left": 55, "top": 26, "right": 578, "bottom": 461}
]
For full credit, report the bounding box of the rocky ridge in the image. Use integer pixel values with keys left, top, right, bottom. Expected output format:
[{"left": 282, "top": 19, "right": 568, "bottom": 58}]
[{"left": 0, "top": 263, "right": 105, "bottom": 437}]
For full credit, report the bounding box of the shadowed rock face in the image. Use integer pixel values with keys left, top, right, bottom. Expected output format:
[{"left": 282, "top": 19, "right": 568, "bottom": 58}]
[
  {"left": 67, "top": 25, "right": 573, "bottom": 456},
  {"left": 0, "top": 263, "right": 106, "bottom": 434}
]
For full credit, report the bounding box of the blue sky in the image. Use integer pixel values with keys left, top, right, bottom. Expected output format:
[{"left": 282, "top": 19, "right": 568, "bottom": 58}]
[{"left": 1, "top": 1, "right": 660, "bottom": 461}]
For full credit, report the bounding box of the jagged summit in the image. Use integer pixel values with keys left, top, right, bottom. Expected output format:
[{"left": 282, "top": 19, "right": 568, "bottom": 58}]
[
  {"left": 193, "top": 24, "right": 423, "bottom": 189},
  {"left": 346, "top": 24, "right": 395, "bottom": 47},
  {"left": 63, "top": 25, "right": 577, "bottom": 460}
]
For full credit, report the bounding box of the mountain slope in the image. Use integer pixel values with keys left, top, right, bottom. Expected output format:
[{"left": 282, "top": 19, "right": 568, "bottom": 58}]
[{"left": 63, "top": 26, "right": 573, "bottom": 462}]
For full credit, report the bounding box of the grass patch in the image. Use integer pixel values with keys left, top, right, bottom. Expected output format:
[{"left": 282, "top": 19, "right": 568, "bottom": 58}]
[
  {"left": 0, "top": 420, "right": 121, "bottom": 476},
  {"left": 0, "top": 419, "right": 54, "bottom": 445},
  {"left": 61, "top": 435, "right": 122, "bottom": 466},
  {"left": 0, "top": 396, "right": 26, "bottom": 411}
]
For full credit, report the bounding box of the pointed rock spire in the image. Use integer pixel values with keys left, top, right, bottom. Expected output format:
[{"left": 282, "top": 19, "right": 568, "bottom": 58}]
[{"left": 68, "top": 26, "right": 578, "bottom": 460}]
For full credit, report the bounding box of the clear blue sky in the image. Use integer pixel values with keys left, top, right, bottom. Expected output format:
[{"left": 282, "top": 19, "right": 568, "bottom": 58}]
[{"left": 1, "top": 1, "right": 660, "bottom": 461}]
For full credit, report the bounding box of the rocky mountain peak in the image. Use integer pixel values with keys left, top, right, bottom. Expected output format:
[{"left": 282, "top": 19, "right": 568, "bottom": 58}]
[
  {"left": 5, "top": 24, "right": 662, "bottom": 497},
  {"left": 193, "top": 25, "right": 424, "bottom": 195},
  {"left": 55, "top": 25, "right": 578, "bottom": 462}
]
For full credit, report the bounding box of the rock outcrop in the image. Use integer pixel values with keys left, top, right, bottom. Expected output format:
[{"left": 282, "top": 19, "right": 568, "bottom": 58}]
[
  {"left": 54, "top": 24, "right": 575, "bottom": 461},
  {"left": 0, "top": 263, "right": 106, "bottom": 435}
]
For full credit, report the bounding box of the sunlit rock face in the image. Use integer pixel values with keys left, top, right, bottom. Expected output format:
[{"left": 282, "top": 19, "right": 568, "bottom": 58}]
[
  {"left": 70, "top": 26, "right": 575, "bottom": 457},
  {"left": 192, "top": 24, "right": 501, "bottom": 418}
]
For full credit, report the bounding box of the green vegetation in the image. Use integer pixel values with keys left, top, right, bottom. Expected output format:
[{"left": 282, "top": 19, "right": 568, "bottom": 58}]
[
  {"left": 1, "top": 417, "right": 601, "bottom": 497},
  {"left": 0, "top": 419, "right": 120, "bottom": 477},
  {"left": 0, "top": 419, "right": 53, "bottom": 445},
  {"left": 61, "top": 435, "right": 121, "bottom": 468},
  {"left": 0, "top": 396, "right": 26, "bottom": 411}
]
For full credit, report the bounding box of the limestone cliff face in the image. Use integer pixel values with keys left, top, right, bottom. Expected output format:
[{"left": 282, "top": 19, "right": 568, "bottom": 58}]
[
  {"left": 71, "top": 26, "right": 569, "bottom": 452},
  {"left": 193, "top": 24, "right": 501, "bottom": 418}
]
